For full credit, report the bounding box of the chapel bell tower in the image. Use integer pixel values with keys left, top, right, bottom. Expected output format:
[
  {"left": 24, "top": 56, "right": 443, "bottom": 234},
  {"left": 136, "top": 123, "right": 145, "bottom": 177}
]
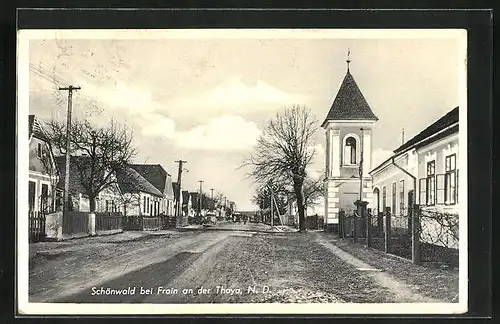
[{"left": 322, "top": 51, "right": 378, "bottom": 233}]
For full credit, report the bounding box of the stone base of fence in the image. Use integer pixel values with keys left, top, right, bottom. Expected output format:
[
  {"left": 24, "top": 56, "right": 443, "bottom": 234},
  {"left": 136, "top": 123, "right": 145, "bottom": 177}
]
[{"left": 88, "top": 213, "right": 96, "bottom": 236}]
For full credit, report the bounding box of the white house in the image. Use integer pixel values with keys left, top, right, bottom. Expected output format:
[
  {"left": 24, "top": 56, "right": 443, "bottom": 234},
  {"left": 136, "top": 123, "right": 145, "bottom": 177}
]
[
  {"left": 369, "top": 106, "right": 459, "bottom": 248},
  {"left": 28, "top": 115, "right": 59, "bottom": 213},
  {"left": 116, "top": 166, "right": 164, "bottom": 217},
  {"left": 129, "top": 164, "right": 176, "bottom": 216}
]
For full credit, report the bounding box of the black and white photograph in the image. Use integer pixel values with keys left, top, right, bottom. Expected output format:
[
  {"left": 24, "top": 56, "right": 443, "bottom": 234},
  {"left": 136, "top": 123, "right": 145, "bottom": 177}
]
[{"left": 17, "top": 28, "right": 467, "bottom": 315}]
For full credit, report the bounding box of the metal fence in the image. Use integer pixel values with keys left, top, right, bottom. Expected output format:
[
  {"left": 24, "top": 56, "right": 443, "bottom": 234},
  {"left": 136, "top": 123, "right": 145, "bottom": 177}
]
[{"left": 29, "top": 210, "right": 46, "bottom": 243}]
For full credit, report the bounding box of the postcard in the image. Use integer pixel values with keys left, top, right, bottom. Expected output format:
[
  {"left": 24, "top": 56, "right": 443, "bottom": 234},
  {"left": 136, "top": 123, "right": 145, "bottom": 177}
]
[{"left": 18, "top": 28, "right": 467, "bottom": 315}]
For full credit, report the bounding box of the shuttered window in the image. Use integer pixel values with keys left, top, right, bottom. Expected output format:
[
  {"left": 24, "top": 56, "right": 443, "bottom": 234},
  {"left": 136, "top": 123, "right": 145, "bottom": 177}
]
[
  {"left": 426, "top": 161, "right": 436, "bottom": 206},
  {"left": 419, "top": 178, "right": 426, "bottom": 205},
  {"left": 399, "top": 180, "right": 405, "bottom": 214}
]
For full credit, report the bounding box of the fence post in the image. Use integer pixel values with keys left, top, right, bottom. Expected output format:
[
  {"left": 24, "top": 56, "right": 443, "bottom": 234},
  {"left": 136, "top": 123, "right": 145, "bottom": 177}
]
[
  {"left": 412, "top": 204, "right": 421, "bottom": 265},
  {"left": 338, "top": 211, "right": 344, "bottom": 238},
  {"left": 384, "top": 206, "right": 391, "bottom": 253},
  {"left": 366, "top": 207, "right": 372, "bottom": 247}
]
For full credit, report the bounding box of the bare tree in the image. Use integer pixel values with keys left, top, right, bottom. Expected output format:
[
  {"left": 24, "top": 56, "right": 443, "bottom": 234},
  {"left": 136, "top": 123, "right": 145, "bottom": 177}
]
[
  {"left": 301, "top": 176, "right": 325, "bottom": 216},
  {"left": 45, "top": 118, "right": 137, "bottom": 213},
  {"left": 242, "top": 105, "right": 318, "bottom": 232}
]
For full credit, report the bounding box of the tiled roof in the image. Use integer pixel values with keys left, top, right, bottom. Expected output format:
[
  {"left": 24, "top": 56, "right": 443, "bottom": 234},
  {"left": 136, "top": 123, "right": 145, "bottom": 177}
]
[
  {"left": 29, "top": 115, "right": 50, "bottom": 142},
  {"left": 55, "top": 155, "right": 89, "bottom": 194},
  {"left": 322, "top": 71, "right": 378, "bottom": 126},
  {"left": 129, "top": 164, "right": 168, "bottom": 192},
  {"left": 393, "top": 106, "right": 459, "bottom": 154},
  {"left": 116, "top": 166, "right": 163, "bottom": 197}
]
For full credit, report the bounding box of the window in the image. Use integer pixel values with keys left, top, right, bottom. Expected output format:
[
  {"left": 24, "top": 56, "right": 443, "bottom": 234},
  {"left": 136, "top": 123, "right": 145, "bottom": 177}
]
[
  {"left": 29, "top": 181, "right": 36, "bottom": 211},
  {"left": 445, "top": 154, "right": 457, "bottom": 205},
  {"left": 392, "top": 182, "right": 396, "bottom": 215},
  {"left": 399, "top": 180, "right": 405, "bottom": 215},
  {"left": 106, "top": 200, "right": 109, "bottom": 212},
  {"left": 426, "top": 161, "right": 436, "bottom": 206},
  {"left": 382, "top": 186, "right": 387, "bottom": 211},
  {"left": 143, "top": 196, "right": 146, "bottom": 213},
  {"left": 344, "top": 136, "right": 357, "bottom": 165}
]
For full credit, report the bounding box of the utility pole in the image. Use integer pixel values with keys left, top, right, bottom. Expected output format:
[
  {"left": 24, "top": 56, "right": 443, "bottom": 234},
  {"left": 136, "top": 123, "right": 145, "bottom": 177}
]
[
  {"left": 355, "top": 127, "right": 365, "bottom": 243},
  {"left": 198, "top": 180, "right": 204, "bottom": 215},
  {"left": 59, "top": 85, "right": 80, "bottom": 214},
  {"left": 174, "top": 160, "right": 187, "bottom": 227},
  {"left": 210, "top": 188, "right": 214, "bottom": 210},
  {"left": 402, "top": 128, "right": 405, "bottom": 145}
]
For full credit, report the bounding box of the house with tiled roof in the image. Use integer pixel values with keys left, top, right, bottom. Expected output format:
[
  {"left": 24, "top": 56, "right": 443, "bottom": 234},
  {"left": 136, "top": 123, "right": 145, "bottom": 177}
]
[
  {"left": 369, "top": 106, "right": 459, "bottom": 249},
  {"left": 322, "top": 60, "right": 378, "bottom": 233},
  {"left": 116, "top": 166, "right": 164, "bottom": 217},
  {"left": 54, "top": 156, "right": 122, "bottom": 213},
  {"left": 129, "top": 164, "right": 176, "bottom": 216},
  {"left": 28, "top": 115, "right": 59, "bottom": 213}
]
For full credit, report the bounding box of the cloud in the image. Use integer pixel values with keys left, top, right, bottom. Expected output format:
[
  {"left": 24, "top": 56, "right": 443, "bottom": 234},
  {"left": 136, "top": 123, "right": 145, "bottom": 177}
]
[
  {"left": 174, "top": 115, "right": 261, "bottom": 151},
  {"left": 168, "top": 77, "right": 305, "bottom": 120}
]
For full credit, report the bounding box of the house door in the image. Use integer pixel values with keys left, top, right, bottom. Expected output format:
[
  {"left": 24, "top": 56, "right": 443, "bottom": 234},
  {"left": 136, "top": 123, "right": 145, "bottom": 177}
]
[{"left": 29, "top": 181, "right": 36, "bottom": 211}]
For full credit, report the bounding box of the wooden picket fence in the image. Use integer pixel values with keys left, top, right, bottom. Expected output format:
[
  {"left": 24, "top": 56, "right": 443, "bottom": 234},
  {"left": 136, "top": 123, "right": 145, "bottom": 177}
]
[
  {"left": 122, "top": 214, "right": 176, "bottom": 231},
  {"left": 95, "top": 212, "right": 123, "bottom": 231},
  {"left": 29, "top": 210, "right": 46, "bottom": 243}
]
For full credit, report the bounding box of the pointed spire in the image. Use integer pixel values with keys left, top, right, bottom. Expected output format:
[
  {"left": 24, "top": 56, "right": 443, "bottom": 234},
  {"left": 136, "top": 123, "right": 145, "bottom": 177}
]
[{"left": 346, "top": 48, "right": 351, "bottom": 73}]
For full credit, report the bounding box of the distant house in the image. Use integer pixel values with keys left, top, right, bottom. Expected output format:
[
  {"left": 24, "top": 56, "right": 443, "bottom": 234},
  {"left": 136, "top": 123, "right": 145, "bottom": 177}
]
[
  {"left": 28, "top": 115, "right": 59, "bottom": 213},
  {"left": 129, "top": 164, "right": 176, "bottom": 216},
  {"left": 370, "top": 106, "right": 459, "bottom": 248},
  {"left": 116, "top": 166, "right": 164, "bottom": 216},
  {"left": 54, "top": 156, "right": 122, "bottom": 213}
]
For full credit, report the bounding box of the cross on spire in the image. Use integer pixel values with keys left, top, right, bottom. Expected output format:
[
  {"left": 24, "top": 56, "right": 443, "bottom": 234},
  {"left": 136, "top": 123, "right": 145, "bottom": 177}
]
[{"left": 346, "top": 48, "right": 351, "bottom": 72}]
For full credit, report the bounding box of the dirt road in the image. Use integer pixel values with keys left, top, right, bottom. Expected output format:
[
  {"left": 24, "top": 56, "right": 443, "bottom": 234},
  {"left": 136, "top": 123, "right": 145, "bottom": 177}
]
[{"left": 29, "top": 224, "right": 458, "bottom": 304}]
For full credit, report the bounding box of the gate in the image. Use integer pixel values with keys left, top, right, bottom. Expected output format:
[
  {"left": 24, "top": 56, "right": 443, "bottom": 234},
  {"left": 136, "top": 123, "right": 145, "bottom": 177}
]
[{"left": 29, "top": 210, "right": 46, "bottom": 242}]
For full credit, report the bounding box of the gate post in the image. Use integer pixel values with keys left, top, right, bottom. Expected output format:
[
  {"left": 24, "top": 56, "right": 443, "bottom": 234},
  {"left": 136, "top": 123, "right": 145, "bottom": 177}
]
[
  {"left": 412, "top": 204, "right": 421, "bottom": 265},
  {"left": 338, "top": 210, "right": 344, "bottom": 238},
  {"left": 384, "top": 206, "right": 391, "bottom": 253}
]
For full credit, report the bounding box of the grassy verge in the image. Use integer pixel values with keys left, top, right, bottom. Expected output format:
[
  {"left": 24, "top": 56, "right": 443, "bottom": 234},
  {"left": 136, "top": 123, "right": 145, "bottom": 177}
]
[{"left": 319, "top": 233, "right": 459, "bottom": 302}]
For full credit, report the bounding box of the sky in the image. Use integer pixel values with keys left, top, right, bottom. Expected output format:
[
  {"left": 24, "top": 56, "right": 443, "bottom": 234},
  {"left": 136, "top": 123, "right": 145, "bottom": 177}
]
[{"left": 26, "top": 31, "right": 463, "bottom": 211}]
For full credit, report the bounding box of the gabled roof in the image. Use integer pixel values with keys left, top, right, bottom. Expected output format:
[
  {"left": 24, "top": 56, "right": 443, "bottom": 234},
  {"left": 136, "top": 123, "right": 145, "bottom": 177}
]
[
  {"left": 29, "top": 115, "right": 50, "bottom": 142},
  {"left": 393, "top": 106, "right": 459, "bottom": 154},
  {"left": 55, "top": 155, "right": 89, "bottom": 194},
  {"left": 322, "top": 71, "right": 378, "bottom": 127},
  {"left": 370, "top": 106, "right": 459, "bottom": 175},
  {"left": 116, "top": 166, "right": 163, "bottom": 197},
  {"left": 129, "top": 164, "right": 170, "bottom": 193}
]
